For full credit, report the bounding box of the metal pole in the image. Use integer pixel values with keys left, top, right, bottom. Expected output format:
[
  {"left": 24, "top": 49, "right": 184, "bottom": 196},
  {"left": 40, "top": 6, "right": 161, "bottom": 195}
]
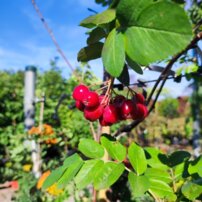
[
  {"left": 24, "top": 66, "right": 36, "bottom": 130},
  {"left": 24, "top": 66, "right": 41, "bottom": 178}
]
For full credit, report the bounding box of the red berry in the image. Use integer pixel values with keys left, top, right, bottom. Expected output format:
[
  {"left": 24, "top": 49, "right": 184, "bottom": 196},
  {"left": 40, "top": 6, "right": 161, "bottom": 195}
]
[
  {"left": 135, "top": 103, "right": 148, "bottom": 120},
  {"left": 72, "top": 85, "right": 89, "bottom": 101},
  {"left": 113, "top": 95, "right": 126, "bottom": 107},
  {"left": 121, "top": 99, "right": 137, "bottom": 120},
  {"left": 75, "top": 100, "right": 85, "bottom": 111},
  {"left": 99, "top": 95, "right": 105, "bottom": 105},
  {"left": 133, "top": 93, "right": 145, "bottom": 104},
  {"left": 103, "top": 104, "right": 119, "bottom": 124},
  {"left": 82, "top": 91, "right": 99, "bottom": 108},
  {"left": 99, "top": 116, "right": 112, "bottom": 126},
  {"left": 84, "top": 105, "right": 104, "bottom": 121}
]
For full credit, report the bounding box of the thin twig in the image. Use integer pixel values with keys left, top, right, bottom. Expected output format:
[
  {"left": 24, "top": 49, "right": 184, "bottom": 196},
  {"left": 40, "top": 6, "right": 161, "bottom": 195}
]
[
  {"left": 31, "top": 0, "right": 75, "bottom": 73},
  {"left": 170, "top": 168, "right": 177, "bottom": 193},
  {"left": 148, "top": 189, "right": 161, "bottom": 202},
  {"left": 90, "top": 122, "right": 98, "bottom": 141},
  {"left": 147, "top": 32, "right": 201, "bottom": 105},
  {"left": 148, "top": 32, "right": 202, "bottom": 113},
  {"left": 92, "top": 187, "right": 97, "bottom": 202},
  {"left": 114, "top": 32, "right": 202, "bottom": 137}
]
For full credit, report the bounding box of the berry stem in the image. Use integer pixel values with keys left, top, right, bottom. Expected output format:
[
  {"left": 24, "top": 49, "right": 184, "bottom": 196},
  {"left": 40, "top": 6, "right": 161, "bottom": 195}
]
[
  {"left": 102, "top": 77, "right": 114, "bottom": 105},
  {"left": 95, "top": 85, "right": 108, "bottom": 92}
]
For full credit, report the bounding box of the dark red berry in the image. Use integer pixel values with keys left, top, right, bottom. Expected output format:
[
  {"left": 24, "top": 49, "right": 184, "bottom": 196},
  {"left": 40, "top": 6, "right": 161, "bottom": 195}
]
[
  {"left": 84, "top": 105, "right": 104, "bottom": 121},
  {"left": 82, "top": 91, "right": 99, "bottom": 108},
  {"left": 72, "top": 85, "right": 89, "bottom": 101},
  {"left": 103, "top": 104, "right": 119, "bottom": 124},
  {"left": 113, "top": 95, "right": 126, "bottom": 107},
  {"left": 121, "top": 99, "right": 137, "bottom": 120},
  {"left": 99, "top": 116, "right": 112, "bottom": 126},
  {"left": 75, "top": 100, "right": 85, "bottom": 111},
  {"left": 135, "top": 103, "right": 148, "bottom": 120},
  {"left": 133, "top": 93, "right": 145, "bottom": 104}
]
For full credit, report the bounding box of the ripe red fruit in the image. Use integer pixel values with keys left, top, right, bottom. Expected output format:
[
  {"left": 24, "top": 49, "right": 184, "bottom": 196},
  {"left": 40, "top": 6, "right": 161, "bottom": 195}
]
[
  {"left": 121, "top": 99, "right": 137, "bottom": 119},
  {"left": 135, "top": 103, "right": 148, "bottom": 120},
  {"left": 103, "top": 104, "right": 119, "bottom": 124},
  {"left": 133, "top": 93, "right": 145, "bottom": 104},
  {"left": 75, "top": 100, "right": 85, "bottom": 111},
  {"left": 72, "top": 85, "right": 89, "bottom": 101},
  {"left": 99, "top": 116, "right": 112, "bottom": 126},
  {"left": 84, "top": 105, "right": 104, "bottom": 121},
  {"left": 113, "top": 95, "right": 126, "bottom": 107},
  {"left": 99, "top": 94, "right": 106, "bottom": 105},
  {"left": 82, "top": 91, "right": 99, "bottom": 108}
]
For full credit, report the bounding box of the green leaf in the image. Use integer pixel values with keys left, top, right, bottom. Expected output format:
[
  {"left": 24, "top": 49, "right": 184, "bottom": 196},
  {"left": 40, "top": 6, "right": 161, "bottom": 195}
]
[
  {"left": 102, "top": 29, "right": 125, "bottom": 77},
  {"left": 144, "top": 147, "right": 168, "bottom": 170},
  {"left": 43, "top": 154, "right": 83, "bottom": 189},
  {"left": 57, "top": 157, "right": 83, "bottom": 188},
  {"left": 145, "top": 168, "right": 172, "bottom": 184},
  {"left": 167, "top": 151, "right": 191, "bottom": 167},
  {"left": 185, "top": 64, "right": 199, "bottom": 74},
  {"left": 128, "top": 143, "right": 147, "bottom": 175},
  {"left": 117, "top": 0, "right": 153, "bottom": 26},
  {"left": 172, "top": 0, "right": 185, "bottom": 4},
  {"left": 63, "top": 153, "right": 82, "bottom": 169},
  {"left": 100, "top": 134, "right": 126, "bottom": 162},
  {"left": 74, "top": 159, "right": 104, "bottom": 190},
  {"left": 87, "top": 27, "right": 106, "bottom": 45},
  {"left": 42, "top": 166, "right": 65, "bottom": 189},
  {"left": 94, "top": 162, "right": 125, "bottom": 189},
  {"left": 176, "top": 66, "right": 183, "bottom": 76},
  {"left": 117, "top": 64, "right": 130, "bottom": 86},
  {"left": 80, "top": 9, "right": 116, "bottom": 28},
  {"left": 77, "top": 42, "right": 103, "bottom": 62},
  {"left": 149, "top": 179, "right": 177, "bottom": 201},
  {"left": 78, "top": 138, "right": 105, "bottom": 159},
  {"left": 126, "top": 56, "right": 143, "bottom": 75},
  {"left": 188, "top": 156, "right": 202, "bottom": 177},
  {"left": 125, "top": 26, "right": 191, "bottom": 66},
  {"left": 118, "top": 0, "right": 192, "bottom": 65},
  {"left": 128, "top": 172, "right": 150, "bottom": 197},
  {"left": 182, "top": 181, "right": 202, "bottom": 200},
  {"left": 174, "top": 162, "right": 185, "bottom": 181}
]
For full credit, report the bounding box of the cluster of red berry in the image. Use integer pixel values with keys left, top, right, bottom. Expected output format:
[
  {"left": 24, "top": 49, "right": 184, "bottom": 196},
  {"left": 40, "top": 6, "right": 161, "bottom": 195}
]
[{"left": 72, "top": 84, "right": 148, "bottom": 126}]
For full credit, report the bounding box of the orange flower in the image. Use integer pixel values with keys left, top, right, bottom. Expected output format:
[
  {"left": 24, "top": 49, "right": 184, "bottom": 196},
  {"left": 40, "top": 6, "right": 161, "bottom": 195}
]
[
  {"left": 28, "top": 126, "right": 40, "bottom": 135},
  {"left": 37, "top": 171, "right": 63, "bottom": 196},
  {"left": 28, "top": 124, "right": 54, "bottom": 136},
  {"left": 9, "top": 181, "right": 19, "bottom": 191},
  {"left": 45, "top": 138, "right": 57, "bottom": 145},
  {"left": 37, "top": 170, "right": 51, "bottom": 189},
  {"left": 43, "top": 124, "right": 54, "bottom": 135}
]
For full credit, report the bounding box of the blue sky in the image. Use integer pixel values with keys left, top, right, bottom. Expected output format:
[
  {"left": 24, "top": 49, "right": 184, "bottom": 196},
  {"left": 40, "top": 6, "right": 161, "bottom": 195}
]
[{"left": 0, "top": 0, "right": 193, "bottom": 97}]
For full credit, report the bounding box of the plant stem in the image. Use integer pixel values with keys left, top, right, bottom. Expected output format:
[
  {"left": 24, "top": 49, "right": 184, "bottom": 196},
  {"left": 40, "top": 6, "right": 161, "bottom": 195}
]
[
  {"left": 92, "top": 187, "right": 97, "bottom": 202},
  {"left": 90, "top": 122, "right": 98, "bottom": 142},
  {"left": 148, "top": 189, "right": 161, "bottom": 202},
  {"left": 170, "top": 168, "right": 177, "bottom": 192},
  {"left": 114, "top": 32, "right": 202, "bottom": 137}
]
